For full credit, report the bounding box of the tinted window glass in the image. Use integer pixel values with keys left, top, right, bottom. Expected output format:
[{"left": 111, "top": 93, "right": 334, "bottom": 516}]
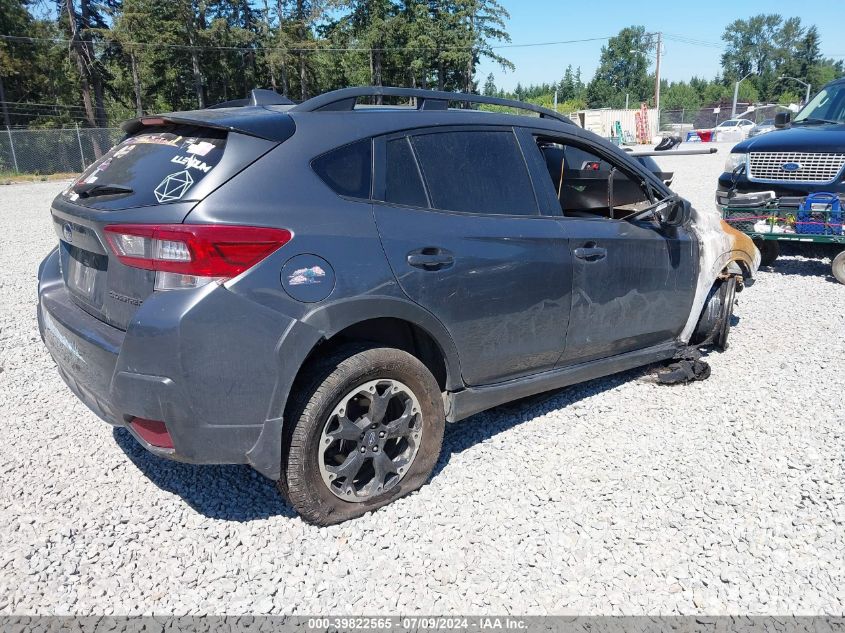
[
  {"left": 385, "top": 137, "right": 428, "bottom": 207},
  {"left": 312, "top": 139, "right": 372, "bottom": 199},
  {"left": 410, "top": 131, "right": 537, "bottom": 215},
  {"left": 61, "top": 125, "right": 227, "bottom": 209}
]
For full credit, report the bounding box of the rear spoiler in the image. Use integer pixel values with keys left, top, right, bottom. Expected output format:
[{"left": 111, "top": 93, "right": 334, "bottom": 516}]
[{"left": 121, "top": 105, "right": 296, "bottom": 143}]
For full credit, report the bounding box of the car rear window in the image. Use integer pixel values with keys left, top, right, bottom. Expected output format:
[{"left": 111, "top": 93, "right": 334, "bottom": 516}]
[
  {"left": 62, "top": 125, "right": 227, "bottom": 209},
  {"left": 410, "top": 131, "right": 538, "bottom": 216},
  {"left": 312, "top": 139, "right": 372, "bottom": 199}
]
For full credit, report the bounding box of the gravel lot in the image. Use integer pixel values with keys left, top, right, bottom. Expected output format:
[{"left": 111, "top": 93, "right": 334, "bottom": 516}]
[{"left": 1, "top": 144, "right": 844, "bottom": 616}]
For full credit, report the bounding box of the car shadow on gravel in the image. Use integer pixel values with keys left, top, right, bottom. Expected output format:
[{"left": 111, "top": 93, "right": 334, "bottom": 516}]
[
  {"left": 113, "top": 365, "right": 657, "bottom": 521},
  {"left": 113, "top": 428, "right": 298, "bottom": 521},
  {"left": 763, "top": 254, "right": 839, "bottom": 283},
  {"left": 433, "top": 366, "right": 649, "bottom": 478}
]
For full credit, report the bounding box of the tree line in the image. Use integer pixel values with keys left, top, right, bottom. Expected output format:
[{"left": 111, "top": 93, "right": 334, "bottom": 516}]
[
  {"left": 1, "top": 3, "right": 843, "bottom": 129},
  {"left": 487, "top": 16, "right": 843, "bottom": 116},
  {"left": 0, "top": 0, "right": 513, "bottom": 127}
]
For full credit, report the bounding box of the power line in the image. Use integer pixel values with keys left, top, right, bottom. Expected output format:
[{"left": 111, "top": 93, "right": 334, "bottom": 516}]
[
  {"left": 0, "top": 100, "right": 89, "bottom": 110},
  {"left": 0, "top": 32, "right": 615, "bottom": 53},
  {"left": 663, "top": 33, "right": 725, "bottom": 49}
]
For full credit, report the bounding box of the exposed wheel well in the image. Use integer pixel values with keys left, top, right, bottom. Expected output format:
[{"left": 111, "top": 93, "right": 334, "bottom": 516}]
[{"left": 300, "top": 318, "right": 449, "bottom": 391}]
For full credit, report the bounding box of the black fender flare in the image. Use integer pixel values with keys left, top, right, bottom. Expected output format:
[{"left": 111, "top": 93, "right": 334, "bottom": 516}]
[
  {"left": 246, "top": 295, "right": 463, "bottom": 480},
  {"left": 299, "top": 295, "right": 463, "bottom": 390}
]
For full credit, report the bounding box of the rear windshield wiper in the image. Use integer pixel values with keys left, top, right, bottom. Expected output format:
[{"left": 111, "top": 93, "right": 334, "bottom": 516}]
[{"left": 72, "top": 182, "right": 134, "bottom": 198}]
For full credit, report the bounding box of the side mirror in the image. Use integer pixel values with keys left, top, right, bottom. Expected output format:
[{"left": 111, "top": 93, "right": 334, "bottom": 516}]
[
  {"left": 774, "top": 112, "right": 791, "bottom": 128},
  {"left": 658, "top": 198, "right": 690, "bottom": 227}
]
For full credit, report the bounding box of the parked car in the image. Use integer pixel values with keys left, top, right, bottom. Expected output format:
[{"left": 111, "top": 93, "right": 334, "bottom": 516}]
[
  {"left": 715, "top": 118, "right": 755, "bottom": 133},
  {"left": 712, "top": 118, "right": 755, "bottom": 140},
  {"left": 747, "top": 119, "right": 776, "bottom": 138},
  {"left": 38, "top": 87, "right": 759, "bottom": 525},
  {"left": 716, "top": 76, "right": 845, "bottom": 269}
]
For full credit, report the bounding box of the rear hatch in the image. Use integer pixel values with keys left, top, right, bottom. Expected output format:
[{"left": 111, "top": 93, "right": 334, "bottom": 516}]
[{"left": 51, "top": 119, "right": 284, "bottom": 330}]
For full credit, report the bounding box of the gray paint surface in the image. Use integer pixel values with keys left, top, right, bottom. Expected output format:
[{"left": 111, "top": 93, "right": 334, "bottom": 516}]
[{"left": 37, "top": 96, "right": 719, "bottom": 479}]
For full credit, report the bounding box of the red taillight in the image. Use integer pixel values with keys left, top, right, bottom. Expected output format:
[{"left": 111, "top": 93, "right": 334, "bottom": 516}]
[
  {"left": 103, "top": 224, "right": 292, "bottom": 278},
  {"left": 129, "top": 418, "right": 174, "bottom": 449}
]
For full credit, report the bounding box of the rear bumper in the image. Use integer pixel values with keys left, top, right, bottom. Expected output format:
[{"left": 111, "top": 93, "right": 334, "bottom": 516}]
[{"left": 37, "top": 247, "right": 309, "bottom": 478}]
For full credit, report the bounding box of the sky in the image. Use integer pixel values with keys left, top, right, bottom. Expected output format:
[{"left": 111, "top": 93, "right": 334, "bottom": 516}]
[{"left": 476, "top": 0, "right": 845, "bottom": 92}]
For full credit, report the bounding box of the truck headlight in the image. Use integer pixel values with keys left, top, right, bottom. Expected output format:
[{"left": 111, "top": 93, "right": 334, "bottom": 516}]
[{"left": 724, "top": 152, "right": 746, "bottom": 173}]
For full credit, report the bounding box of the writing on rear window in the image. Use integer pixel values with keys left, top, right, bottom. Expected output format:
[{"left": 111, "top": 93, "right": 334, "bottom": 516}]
[{"left": 63, "top": 125, "right": 227, "bottom": 210}]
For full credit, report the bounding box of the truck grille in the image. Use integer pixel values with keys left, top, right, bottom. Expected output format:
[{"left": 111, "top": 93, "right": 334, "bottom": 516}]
[{"left": 748, "top": 152, "right": 845, "bottom": 183}]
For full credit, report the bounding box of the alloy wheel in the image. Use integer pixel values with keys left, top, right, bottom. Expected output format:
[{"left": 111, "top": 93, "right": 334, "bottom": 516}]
[{"left": 318, "top": 379, "right": 423, "bottom": 502}]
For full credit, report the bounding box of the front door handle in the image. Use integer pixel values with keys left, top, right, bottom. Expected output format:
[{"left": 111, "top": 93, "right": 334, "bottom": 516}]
[
  {"left": 573, "top": 244, "right": 607, "bottom": 262},
  {"left": 407, "top": 248, "right": 454, "bottom": 271}
]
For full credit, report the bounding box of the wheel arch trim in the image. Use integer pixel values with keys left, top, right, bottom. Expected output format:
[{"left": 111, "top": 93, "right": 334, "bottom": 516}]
[{"left": 246, "top": 296, "right": 463, "bottom": 480}]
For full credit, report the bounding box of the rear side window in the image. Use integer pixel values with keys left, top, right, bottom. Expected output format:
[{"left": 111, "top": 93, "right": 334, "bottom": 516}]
[
  {"left": 312, "top": 139, "right": 372, "bottom": 199},
  {"left": 385, "top": 137, "right": 428, "bottom": 207},
  {"left": 410, "top": 131, "right": 537, "bottom": 215},
  {"left": 63, "top": 125, "right": 227, "bottom": 208}
]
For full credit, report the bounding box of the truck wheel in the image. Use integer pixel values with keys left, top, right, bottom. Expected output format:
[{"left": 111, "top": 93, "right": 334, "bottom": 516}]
[
  {"left": 280, "top": 345, "right": 445, "bottom": 526},
  {"left": 832, "top": 250, "right": 845, "bottom": 285},
  {"left": 754, "top": 239, "right": 779, "bottom": 267}
]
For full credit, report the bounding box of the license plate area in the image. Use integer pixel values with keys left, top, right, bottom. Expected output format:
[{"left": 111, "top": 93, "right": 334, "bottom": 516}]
[{"left": 66, "top": 246, "right": 107, "bottom": 302}]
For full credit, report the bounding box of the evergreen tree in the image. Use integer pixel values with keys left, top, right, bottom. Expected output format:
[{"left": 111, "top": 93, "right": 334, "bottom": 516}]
[
  {"left": 586, "top": 26, "right": 652, "bottom": 108},
  {"left": 482, "top": 72, "right": 496, "bottom": 96}
]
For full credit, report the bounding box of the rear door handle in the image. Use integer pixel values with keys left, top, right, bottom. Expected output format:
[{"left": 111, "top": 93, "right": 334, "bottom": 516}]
[
  {"left": 407, "top": 248, "right": 454, "bottom": 270},
  {"left": 573, "top": 244, "right": 607, "bottom": 262}
]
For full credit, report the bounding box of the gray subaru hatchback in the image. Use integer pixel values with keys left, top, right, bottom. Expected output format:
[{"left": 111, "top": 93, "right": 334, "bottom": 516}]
[{"left": 38, "top": 87, "right": 759, "bottom": 524}]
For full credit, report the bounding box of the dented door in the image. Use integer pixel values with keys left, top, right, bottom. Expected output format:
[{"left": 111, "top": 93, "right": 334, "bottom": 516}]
[{"left": 556, "top": 217, "right": 698, "bottom": 366}]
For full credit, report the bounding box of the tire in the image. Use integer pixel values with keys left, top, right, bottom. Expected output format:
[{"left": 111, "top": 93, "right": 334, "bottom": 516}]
[
  {"left": 715, "top": 276, "right": 737, "bottom": 350},
  {"left": 691, "top": 276, "right": 737, "bottom": 350},
  {"left": 832, "top": 250, "right": 845, "bottom": 285},
  {"left": 754, "top": 239, "right": 779, "bottom": 267},
  {"left": 279, "top": 344, "right": 445, "bottom": 525}
]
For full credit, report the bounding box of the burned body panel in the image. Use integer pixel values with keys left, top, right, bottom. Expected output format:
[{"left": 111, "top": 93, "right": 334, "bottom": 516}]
[{"left": 679, "top": 210, "right": 759, "bottom": 343}]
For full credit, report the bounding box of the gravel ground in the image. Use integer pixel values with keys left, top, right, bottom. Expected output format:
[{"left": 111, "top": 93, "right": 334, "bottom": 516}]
[{"left": 1, "top": 144, "right": 844, "bottom": 616}]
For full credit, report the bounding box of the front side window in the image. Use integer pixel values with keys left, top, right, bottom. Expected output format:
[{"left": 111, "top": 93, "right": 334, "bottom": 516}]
[
  {"left": 410, "top": 130, "right": 538, "bottom": 216},
  {"left": 312, "top": 139, "right": 372, "bottom": 199},
  {"left": 536, "top": 137, "right": 653, "bottom": 219}
]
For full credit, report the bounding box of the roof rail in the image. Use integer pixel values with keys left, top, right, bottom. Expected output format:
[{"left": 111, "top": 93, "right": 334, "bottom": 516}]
[
  {"left": 290, "top": 86, "right": 574, "bottom": 125},
  {"left": 208, "top": 88, "right": 295, "bottom": 109}
]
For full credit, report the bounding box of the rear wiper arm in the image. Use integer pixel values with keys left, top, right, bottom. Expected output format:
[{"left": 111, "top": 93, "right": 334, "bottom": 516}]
[{"left": 73, "top": 182, "right": 134, "bottom": 198}]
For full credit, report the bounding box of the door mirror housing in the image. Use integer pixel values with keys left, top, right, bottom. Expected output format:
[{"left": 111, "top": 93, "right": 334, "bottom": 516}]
[
  {"left": 774, "top": 112, "right": 791, "bottom": 128},
  {"left": 657, "top": 197, "right": 691, "bottom": 227}
]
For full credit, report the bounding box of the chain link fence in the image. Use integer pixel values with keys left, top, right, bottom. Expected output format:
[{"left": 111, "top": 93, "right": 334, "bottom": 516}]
[
  {"left": 0, "top": 105, "right": 798, "bottom": 175},
  {"left": 659, "top": 105, "right": 792, "bottom": 134},
  {"left": 0, "top": 127, "right": 123, "bottom": 175}
]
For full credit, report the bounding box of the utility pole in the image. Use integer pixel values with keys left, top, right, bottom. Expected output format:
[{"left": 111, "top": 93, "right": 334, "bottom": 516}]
[
  {"left": 654, "top": 32, "right": 662, "bottom": 115},
  {"left": 632, "top": 34, "right": 662, "bottom": 114}
]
